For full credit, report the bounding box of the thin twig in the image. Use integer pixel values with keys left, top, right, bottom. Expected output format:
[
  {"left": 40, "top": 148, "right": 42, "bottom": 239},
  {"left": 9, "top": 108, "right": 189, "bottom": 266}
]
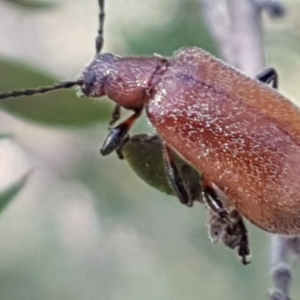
[
  {"left": 199, "top": 0, "right": 232, "bottom": 61},
  {"left": 228, "top": 0, "right": 265, "bottom": 75},
  {"left": 269, "top": 235, "right": 292, "bottom": 300}
]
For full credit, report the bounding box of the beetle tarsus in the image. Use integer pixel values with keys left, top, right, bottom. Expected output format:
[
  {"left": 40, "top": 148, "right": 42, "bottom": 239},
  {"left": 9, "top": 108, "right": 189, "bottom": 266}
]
[
  {"left": 100, "top": 126, "right": 127, "bottom": 156},
  {"left": 100, "top": 109, "right": 141, "bottom": 156},
  {"left": 235, "top": 217, "right": 251, "bottom": 265},
  {"left": 238, "top": 240, "right": 251, "bottom": 265},
  {"left": 256, "top": 67, "right": 278, "bottom": 89}
]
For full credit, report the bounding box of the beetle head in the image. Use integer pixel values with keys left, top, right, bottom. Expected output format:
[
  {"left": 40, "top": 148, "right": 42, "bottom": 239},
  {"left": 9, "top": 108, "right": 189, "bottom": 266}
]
[{"left": 78, "top": 53, "right": 119, "bottom": 98}]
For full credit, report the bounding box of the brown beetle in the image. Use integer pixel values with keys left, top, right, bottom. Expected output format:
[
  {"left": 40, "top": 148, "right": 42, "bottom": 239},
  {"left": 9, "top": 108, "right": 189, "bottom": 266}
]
[
  {"left": 77, "top": 42, "right": 300, "bottom": 237},
  {"left": 0, "top": 0, "right": 299, "bottom": 239}
]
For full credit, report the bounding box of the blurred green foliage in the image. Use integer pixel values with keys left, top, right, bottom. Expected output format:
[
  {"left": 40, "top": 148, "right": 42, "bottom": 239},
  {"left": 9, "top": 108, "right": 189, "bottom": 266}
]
[
  {"left": 125, "top": 0, "right": 219, "bottom": 56},
  {"left": 0, "top": 135, "right": 30, "bottom": 213},
  {"left": 0, "top": 171, "right": 29, "bottom": 213},
  {"left": 3, "top": 0, "right": 56, "bottom": 9}
]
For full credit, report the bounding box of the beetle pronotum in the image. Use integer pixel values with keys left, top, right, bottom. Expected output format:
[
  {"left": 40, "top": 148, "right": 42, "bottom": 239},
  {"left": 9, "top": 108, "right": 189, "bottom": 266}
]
[{"left": 0, "top": 0, "right": 297, "bottom": 264}]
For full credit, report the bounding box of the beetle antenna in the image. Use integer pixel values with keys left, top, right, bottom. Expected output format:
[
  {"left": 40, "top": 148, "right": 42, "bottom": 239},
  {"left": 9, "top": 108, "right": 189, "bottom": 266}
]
[
  {"left": 95, "top": 0, "right": 105, "bottom": 54},
  {"left": 0, "top": 80, "right": 83, "bottom": 100}
]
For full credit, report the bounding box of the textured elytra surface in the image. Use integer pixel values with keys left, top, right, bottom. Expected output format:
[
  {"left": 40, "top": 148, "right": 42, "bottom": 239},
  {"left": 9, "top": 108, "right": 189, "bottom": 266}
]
[{"left": 146, "top": 47, "right": 300, "bottom": 235}]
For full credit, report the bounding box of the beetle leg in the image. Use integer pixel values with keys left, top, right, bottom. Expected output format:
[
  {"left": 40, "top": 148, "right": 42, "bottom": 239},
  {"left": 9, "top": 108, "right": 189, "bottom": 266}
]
[
  {"left": 109, "top": 105, "right": 121, "bottom": 127},
  {"left": 256, "top": 68, "right": 278, "bottom": 89},
  {"left": 202, "top": 180, "right": 229, "bottom": 220},
  {"left": 207, "top": 208, "right": 251, "bottom": 265},
  {"left": 235, "top": 218, "right": 251, "bottom": 265},
  {"left": 115, "top": 134, "right": 130, "bottom": 160},
  {"left": 179, "top": 164, "right": 202, "bottom": 203},
  {"left": 223, "top": 210, "right": 251, "bottom": 265},
  {"left": 162, "top": 143, "right": 193, "bottom": 207},
  {"left": 100, "top": 109, "right": 142, "bottom": 156}
]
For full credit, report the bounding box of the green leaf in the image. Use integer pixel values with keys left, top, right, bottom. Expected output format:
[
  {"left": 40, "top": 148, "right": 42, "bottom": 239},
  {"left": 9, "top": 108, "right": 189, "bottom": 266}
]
[
  {"left": 0, "top": 134, "right": 12, "bottom": 139},
  {"left": 121, "top": 134, "right": 202, "bottom": 200},
  {"left": 0, "top": 58, "right": 111, "bottom": 127},
  {"left": 0, "top": 172, "right": 30, "bottom": 213},
  {"left": 3, "top": 0, "right": 57, "bottom": 9}
]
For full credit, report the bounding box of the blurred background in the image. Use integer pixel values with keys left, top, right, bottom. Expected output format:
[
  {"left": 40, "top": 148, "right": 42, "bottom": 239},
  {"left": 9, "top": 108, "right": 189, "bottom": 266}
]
[{"left": 0, "top": 0, "right": 299, "bottom": 299}]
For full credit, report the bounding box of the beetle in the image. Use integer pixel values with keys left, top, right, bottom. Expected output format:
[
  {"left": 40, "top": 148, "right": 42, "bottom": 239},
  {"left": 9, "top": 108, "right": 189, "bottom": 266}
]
[
  {"left": 92, "top": 48, "right": 300, "bottom": 237},
  {"left": 0, "top": 1, "right": 298, "bottom": 244}
]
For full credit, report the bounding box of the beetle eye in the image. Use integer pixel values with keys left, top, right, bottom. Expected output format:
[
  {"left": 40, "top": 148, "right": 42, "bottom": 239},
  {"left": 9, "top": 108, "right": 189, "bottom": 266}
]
[{"left": 80, "top": 71, "right": 96, "bottom": 96}]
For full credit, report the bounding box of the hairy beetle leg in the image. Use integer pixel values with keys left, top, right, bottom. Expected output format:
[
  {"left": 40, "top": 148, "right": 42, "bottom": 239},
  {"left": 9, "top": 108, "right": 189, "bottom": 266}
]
[
  {"left": 162, "top": 142, "right": 193, "bottom": 207},
  {"left": 115, "top": 135, "right": 130, "bottom": 160},
  {"left": 109, "top": 105, "right": 121, "bottom": 127},
  {"left": 207, "top": 208, "right": 251, "bottom": 265},
  {"left": 179, "top": 164, "right": 202, "bottom": 203},
  {"left": 236, "top": 220, "right": 251, "bottom": 265},
  {"left": 230, "top": 215, "right": 251, "bottom": 265},
  {"left": 256, "top": 67, "right": 278, "bottom": 89},
  {"left": 202, "top": 179, "right": 251, "bottom": 264},
  {"left": 100, "top": 109, "right": 142, "bottom": 156}
]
